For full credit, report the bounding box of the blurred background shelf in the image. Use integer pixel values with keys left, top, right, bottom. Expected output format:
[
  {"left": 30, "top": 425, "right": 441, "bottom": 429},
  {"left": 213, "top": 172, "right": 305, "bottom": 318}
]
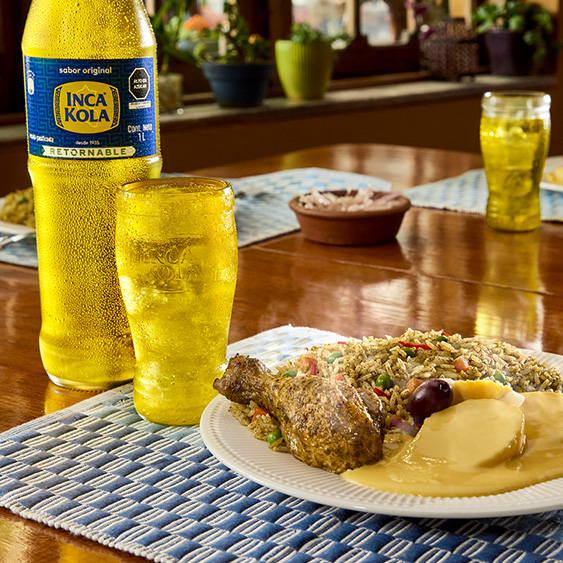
[{"left": 0, "top": 74, "right": 559, "bottom": 196}]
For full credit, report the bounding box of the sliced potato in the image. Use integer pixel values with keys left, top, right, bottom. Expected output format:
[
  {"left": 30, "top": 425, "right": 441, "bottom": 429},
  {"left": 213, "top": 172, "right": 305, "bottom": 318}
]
[
  {"left": 452, "top": 379, "right": 510, "bottom": 403},
  {"left": 404, "top": 399, "right": 525, "bottom": 468}
]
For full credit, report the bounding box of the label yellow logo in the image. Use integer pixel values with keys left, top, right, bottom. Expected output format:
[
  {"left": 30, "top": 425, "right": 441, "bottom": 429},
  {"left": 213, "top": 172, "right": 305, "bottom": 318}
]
[{"left": 54, "top": 81, "right": 120, "bottom": 134}]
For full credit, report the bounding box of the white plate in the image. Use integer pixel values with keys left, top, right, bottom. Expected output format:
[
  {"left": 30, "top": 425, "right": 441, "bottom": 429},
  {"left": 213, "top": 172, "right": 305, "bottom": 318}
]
[
  {"left": 0, "top": 220, "right": 34, "bottom": 235},
  {"left": 200, "top": 349, "right": 563, "bottom": 519}
]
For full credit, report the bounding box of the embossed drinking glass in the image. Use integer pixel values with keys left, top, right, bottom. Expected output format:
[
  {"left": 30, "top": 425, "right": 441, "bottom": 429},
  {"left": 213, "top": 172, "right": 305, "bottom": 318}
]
[
  {"left": 115, "top": 177, "right": 238, "bottom": 425},
  {"left": 480, "top": 91, "right": 551, "bottom": 232}
]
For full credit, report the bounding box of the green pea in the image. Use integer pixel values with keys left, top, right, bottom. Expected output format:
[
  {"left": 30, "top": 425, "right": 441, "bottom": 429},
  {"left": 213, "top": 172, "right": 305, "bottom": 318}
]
[
  {"left": 402, "top": 347, "right": 416, "bottom": 358},
  {"left": 326, "top": 351, "right": 343, "bottom": 364},
  {"left": 281, "top": 370, "right": 297, "bottom": 378},
  {"left": 493, "top": 372, "right": 506, "bottom": 384},
  {"left": 435, "top": 335, "right": 448, "bottom": 342},
  {"left": 376, "top": 373, "right": 393, "bottom": 390},
  {"left": 267, "top": 429, "right": 282, "bottom": 444}
]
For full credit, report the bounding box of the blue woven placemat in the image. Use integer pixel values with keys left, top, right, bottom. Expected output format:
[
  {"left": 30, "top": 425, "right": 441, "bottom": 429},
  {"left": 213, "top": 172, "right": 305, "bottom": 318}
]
[
  {"left": 405, "top": 168, "right": 563, "bottom": 220},
  {"left": 0, "top": 168, "right": 390, "bottom": 269},
  {"left": 1, "top": 325, "right": 563, "bottom": 563},
  {"left": 4, "top": 164, "right": 563, "bottom": 269},
  {"left": 0, "top": 231, "right": 37, "bottom": 268}
]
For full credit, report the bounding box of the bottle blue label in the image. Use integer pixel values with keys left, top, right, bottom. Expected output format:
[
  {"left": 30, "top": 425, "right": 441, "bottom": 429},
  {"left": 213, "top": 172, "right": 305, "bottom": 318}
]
[{"left": 24, "top": 57, "right": 158, "bottom": 160}]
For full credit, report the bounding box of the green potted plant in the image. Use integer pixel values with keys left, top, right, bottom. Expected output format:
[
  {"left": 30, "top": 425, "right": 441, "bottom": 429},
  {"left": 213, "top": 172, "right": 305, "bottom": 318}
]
[
  {"left": 193, "top": 2, "right": 274, "bottom": 108},
  {"left": 472, "top": 0, "right": 556, "bottom": 75},
  {"left": 275, "top": 23, "right": 349, "bottom": 101},
  {"left": 151, "top": 0, "right": 196, "bottom": 111}
]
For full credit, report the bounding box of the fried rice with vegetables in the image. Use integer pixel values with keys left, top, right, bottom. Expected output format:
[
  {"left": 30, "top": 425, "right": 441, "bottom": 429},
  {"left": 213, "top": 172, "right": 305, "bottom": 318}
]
[
  {"left": 229, "top": 329, "right": 562, "bottom": 452},
  {"left": 0, "top": 187, "right": 35, "bottom": 228}
]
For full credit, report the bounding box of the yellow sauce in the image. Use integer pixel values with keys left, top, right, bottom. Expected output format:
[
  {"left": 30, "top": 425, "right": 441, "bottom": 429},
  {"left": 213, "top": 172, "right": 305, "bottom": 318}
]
[{"left": 343, "top": 391, "right": 563, "bottom": 497}]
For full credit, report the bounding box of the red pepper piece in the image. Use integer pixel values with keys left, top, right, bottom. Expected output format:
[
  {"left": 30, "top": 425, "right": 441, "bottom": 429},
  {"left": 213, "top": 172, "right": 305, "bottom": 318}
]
[
  {"left": 301, "top": 356, "right": 317, "bottom": 376},
  {"left": 373, "top": 387, "right": 387, "bottom": 397},
  {"left": 398, "top": 341, "right": 432, "bottom": 350}
]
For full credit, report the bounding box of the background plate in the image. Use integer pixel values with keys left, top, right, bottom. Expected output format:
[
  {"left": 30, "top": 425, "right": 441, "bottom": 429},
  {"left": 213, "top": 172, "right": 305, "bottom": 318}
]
[
  {"left": 542, "top": 156, "right": 563, "bottom": 193},
  {"left": 0, "top": 198, "right": 35, "bottom": 234}
]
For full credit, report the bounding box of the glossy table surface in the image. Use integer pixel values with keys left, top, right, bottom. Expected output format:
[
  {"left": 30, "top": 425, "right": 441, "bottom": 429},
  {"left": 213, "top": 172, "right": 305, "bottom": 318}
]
[{"left": 2, "top": 142, "right": 563, "bottom": 562}]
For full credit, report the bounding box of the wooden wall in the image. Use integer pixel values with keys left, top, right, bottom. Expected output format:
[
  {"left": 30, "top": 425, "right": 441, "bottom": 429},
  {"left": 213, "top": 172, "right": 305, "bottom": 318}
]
[{"left": 160, "top": 84, "right": 562, "bottom": 174}]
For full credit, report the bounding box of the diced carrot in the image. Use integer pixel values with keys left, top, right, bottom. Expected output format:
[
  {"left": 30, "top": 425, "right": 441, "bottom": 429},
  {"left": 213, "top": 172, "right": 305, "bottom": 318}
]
[
  {"left": 406, "top": 377, "right": 423, "bottom": 394},
  {"left": 331, "top": 372, "right": 344, "bottom": 381},
  {"left": 455, "top": 357, "right": 470, "bottom": 372},
  {"left": 251, "top": 407, "right": 269, "bottom": 423}
]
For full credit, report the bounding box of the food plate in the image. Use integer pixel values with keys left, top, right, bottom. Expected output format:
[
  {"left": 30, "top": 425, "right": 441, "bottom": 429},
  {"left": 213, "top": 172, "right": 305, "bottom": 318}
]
[
  {"left": 201, "top": 348, "right": 563, "bottom": 519},
  {"left": 0, "top": 198, "right": 35, "bottom": 235},
  {"left": 542, "top": 156, "right": 563, "bottom": 193}
]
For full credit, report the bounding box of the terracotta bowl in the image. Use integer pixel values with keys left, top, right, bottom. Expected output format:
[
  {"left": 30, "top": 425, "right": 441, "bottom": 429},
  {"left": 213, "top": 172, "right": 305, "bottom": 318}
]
[{"left": 289, "top": 190, "right": 411, "bottom": 246}]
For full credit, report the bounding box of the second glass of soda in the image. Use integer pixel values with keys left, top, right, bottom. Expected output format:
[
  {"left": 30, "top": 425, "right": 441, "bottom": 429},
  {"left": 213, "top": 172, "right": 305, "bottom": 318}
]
[{"left": 480, "top": 91, "right": 551, "bottom": 232}]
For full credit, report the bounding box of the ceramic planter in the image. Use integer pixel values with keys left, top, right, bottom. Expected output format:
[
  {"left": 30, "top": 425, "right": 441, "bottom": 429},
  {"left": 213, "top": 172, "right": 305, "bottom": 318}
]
[
  {"left": 275, "top": 40, "right": 334, "bottom": 100},
  {"left": 485, "top": 30, "right": 534, "bottom": 76},
  {"left": 201, "top": 61, "right": 274, "bottom": 108}
]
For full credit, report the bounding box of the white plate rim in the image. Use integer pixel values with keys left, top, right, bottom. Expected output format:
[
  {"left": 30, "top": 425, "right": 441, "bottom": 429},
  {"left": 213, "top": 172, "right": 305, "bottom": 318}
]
[{"left": 200, "top": 348, "right": 563, "bottom": 519}]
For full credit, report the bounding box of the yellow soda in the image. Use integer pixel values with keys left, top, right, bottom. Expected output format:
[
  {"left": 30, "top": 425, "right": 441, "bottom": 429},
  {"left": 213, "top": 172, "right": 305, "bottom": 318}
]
[
  {"left": 115, "top": 178, "right": 238, "bottom": 425},
  {"left": 480, "top": 91, "right": 550, "bottom": 232},
  {"left": 22, "top": 0, "right": 162, "bottom": 389}
]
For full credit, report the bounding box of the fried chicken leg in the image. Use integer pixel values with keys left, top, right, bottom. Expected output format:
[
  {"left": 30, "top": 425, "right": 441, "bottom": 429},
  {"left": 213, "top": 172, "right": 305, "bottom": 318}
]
[{"left": 213, "top": 354, "right": 384, "bottom": 473}]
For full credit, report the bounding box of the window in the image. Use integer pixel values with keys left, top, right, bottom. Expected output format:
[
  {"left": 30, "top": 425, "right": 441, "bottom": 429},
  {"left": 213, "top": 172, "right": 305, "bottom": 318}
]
[{"left": 189, "top": 0, "right": 424, "bottom": 77}]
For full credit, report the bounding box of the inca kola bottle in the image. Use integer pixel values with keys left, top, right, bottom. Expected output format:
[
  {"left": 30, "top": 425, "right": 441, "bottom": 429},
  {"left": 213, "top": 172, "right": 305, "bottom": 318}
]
[{"left": 22, "top": 0, "right": 162, "bottom": 389}]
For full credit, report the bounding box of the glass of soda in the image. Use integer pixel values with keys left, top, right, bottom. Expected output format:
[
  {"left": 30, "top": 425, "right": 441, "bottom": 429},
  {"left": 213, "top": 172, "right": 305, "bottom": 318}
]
[
  {"left": 115, "top": 177, "right": 238, "bottom": 425},
  {"left": 480, "top": 91, "right": 551, "bottom": 232}
]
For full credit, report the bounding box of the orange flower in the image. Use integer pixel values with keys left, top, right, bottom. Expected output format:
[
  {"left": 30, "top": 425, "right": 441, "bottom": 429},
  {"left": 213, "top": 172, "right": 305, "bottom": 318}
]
[
  {"left": 183, "top": 14, "right": 210, "bottom": 32},
  {"left": 248, "top": 34, "right": 264, "bottom": 45}
]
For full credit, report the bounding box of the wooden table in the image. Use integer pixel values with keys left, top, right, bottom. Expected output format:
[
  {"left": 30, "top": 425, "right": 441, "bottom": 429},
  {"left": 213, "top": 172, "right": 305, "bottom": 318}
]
[{"left": 1, "top": 143, "right": 562, "bottom": 562}]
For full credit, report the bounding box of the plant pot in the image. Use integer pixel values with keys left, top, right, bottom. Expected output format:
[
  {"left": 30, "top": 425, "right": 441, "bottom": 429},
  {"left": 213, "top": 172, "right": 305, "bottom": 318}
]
[
  {"left": 485, "top": 30, "right": 534, "bottom": 76},
  {"left": 158, "top": 72, "right": 184, "bottom": 112},
  {"left": 201, "top": 61, "right": 274, "bottom": 108},
  {"left": 275, "top": 40, "right": 334, "bottom": 100}
]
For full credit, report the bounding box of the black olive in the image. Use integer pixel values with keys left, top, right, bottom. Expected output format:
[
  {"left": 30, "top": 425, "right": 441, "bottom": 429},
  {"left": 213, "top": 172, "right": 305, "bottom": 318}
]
[{"left": 407, "top": 379, "right": 453, "bottom": 423}]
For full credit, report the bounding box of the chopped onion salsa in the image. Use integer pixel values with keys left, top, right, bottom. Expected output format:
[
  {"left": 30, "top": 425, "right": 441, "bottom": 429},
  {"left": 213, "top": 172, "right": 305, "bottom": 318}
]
[{"left": 297, "top": 188, "right": 403, "bottom": 212}]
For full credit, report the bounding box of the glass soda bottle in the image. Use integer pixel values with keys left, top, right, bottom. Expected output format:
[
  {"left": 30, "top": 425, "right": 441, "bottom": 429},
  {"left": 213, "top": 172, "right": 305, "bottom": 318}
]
[{"left": 22, "top": 0, "right": 162, "bottom": 389}]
